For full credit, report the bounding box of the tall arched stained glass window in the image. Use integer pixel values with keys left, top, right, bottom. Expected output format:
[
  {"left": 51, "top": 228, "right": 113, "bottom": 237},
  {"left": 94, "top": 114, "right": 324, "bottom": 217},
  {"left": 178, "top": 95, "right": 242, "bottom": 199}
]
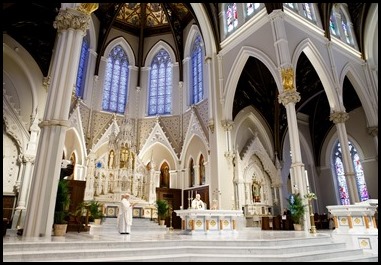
[
  {"left": 148, "top": 48, "right": 172, "bottom": 116},
  {"left": 332, "top": 140, "right": 369, "bottom": 205},
  {"left": 75, "top": 37, "right": 89, "bottom": 98},
  {"left": 329, "top": 4, "right": 357, "bottom": 48},
  {"left": 226, "top": 3, "right": 238, "bottom": 33},
  {"left": 102, "top": 45, "right": 129, "bottom": 114},
  {"left": 349, "top": 142, "right": 369, "bottom": 201},
  {"left": 191, "top": 35, "right": 203, "bottom": 105}
]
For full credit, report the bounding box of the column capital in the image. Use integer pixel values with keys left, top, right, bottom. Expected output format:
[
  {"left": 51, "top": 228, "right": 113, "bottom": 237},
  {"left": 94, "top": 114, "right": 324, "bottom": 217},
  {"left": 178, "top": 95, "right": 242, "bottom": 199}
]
[
  {"left": 53, "top": 8, "right": 91, "bottom": 33},
  {"left": 278, "top": 90, "right": 301, "bottom": 105},
  {"left": 367, "top": 126, "right": 378, "bottom": 137},
  {"left": 23, "top": 154, "right": 35, "bottom": 164},
  {"left": 329, "top": 111, "right": 349, "bottom": 124},
  {"left": 221, "top": 120, "right": 234, "bottom": 131}
]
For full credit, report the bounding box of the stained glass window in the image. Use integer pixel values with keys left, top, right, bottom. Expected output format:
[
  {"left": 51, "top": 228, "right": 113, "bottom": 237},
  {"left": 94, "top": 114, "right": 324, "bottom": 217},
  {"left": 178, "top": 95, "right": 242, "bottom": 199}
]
[
  {"left": 102, "top": 45, "right": 129, "bottom": 114},
  {"left": 329, "top": 15, "right": 337, "bottom": 36},
  {"left": 148, "top": 49, "right": 172, "bottom": 115},
  {"left": 301, "top": 3, "right": 313, "bottom": 20},
  {"left": 332, "top": 140, "right": 369, "bottom": 205},
  {"left": 339, "top": 9, "right": 351, "bottom": 44},
  {"left": 349, "top": 142, "right": 369, "bottom": 201},
  {"left": 191, "top": 35, "right": 203, "bottom": 105},
  {"left": 246, "top": 3, "right": 260, "bottom": 16},
  {"left": 75, "top": 37, "right": 89, "bottom": 98},
  {"left": 226, "top": 3, "right": 238, "bottom": 33}
]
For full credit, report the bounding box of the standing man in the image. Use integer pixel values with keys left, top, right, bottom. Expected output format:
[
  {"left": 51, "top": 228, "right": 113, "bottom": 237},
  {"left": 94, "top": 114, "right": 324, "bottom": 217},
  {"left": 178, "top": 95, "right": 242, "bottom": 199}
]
[
  {"left": 118, "top": 194, "right": 134, "bottom": 234},
  {"left": 191, "top": 193, "right": 205, "bottom": 209}
]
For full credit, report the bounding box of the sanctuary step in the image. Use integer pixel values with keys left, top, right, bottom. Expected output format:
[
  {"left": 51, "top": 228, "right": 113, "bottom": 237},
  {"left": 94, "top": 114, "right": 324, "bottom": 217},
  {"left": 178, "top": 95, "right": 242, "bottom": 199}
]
[
  {"left": 89, "top": 217, "right": 167, "bottom": 234},
  {"left": 3, "top": 228, "right": 378, "bottom": 262}
]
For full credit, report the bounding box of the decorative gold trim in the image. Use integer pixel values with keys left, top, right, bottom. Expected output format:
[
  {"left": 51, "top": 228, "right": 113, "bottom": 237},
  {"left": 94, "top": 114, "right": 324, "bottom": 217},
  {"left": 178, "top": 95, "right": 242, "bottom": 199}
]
[
  {"left": 281, "top": 67, "right": 294, "bottom": 91},
  {"left": 76, "top": 3, "right": 99, "bottom": 14}
]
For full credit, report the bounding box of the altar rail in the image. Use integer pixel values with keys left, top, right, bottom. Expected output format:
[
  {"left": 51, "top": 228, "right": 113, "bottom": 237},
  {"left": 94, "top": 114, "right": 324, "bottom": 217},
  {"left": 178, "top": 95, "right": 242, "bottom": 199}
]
[{"left": 175, "top": 209, "right": 244, "bottom": 234}]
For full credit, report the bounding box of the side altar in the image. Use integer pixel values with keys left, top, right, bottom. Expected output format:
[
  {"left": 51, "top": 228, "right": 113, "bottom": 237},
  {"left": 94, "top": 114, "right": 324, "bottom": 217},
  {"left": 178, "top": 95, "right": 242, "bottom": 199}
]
[{"left": 174, "top": 209, "right": 244, "bottom": 234}]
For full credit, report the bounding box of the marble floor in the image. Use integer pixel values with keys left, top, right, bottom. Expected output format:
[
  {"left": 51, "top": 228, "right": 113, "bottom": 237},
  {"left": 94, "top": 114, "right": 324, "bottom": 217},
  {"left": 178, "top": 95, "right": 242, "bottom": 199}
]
[{"left": 3, "top": 225, "right": 334, "bottom": 244}]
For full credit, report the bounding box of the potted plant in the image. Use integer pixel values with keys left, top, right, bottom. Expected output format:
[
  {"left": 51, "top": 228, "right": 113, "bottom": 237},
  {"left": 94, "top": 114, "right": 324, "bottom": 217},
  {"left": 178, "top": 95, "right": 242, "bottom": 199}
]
[
  {"left": 286, "top": 193, "right": 306, "bottom": 231},
  {"left": 88, "top": 200, "right": 104, "bottom": 225},
  {"left": 156, "top": 199, "right": 169, "bottom": 226},
  {"left": 53, "top": 179, "right": 71, "bottom": 236}
]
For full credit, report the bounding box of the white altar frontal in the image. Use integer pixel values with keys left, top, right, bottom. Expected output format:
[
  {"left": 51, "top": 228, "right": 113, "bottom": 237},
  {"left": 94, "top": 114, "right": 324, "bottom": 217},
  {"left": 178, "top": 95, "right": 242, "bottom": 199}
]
[
  {"left": 327, "top": 199, "right": 378, "bottom": 254},
  {"left": 174, "top": 209, "right": 244, "bottom": 234}
]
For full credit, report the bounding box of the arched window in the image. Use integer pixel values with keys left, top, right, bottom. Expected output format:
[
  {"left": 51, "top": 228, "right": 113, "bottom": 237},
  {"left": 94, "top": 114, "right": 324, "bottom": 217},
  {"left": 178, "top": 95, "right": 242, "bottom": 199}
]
[
  {"left": 226, "top": 3, "right": 238, "bottom": 33},
  {"left": 330, "top": 4, "right": 356, "bottom": 47},
  {"left": 102, "top": 45, "right": 129, "bottom": 114},
  {"left": 75, "top": 36, "right": 89, "bottom": 98},
  {"left": 191, "top": 35, "right": 204, "bottom": 105},
  {"left": 332, "top": 140, "right": 369, "bottom": 205},
  {"left": 148, "top": 48, "right": 172, "bottom": 116},
  {"left": 284, "top": 3, "right": 317, "bottom": 25}
]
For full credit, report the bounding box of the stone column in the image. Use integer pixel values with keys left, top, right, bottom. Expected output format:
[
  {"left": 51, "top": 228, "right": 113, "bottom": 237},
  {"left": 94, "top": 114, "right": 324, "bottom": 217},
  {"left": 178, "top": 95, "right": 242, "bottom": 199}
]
[
  {"left": 23, "top": 5, "right": 97, "bottom": 237},
  {"left": 12, "top": 154, "right": 35, "bottom": 229},
  {"left": 270, "top": 9, "right": 309, "bottom": 231},
  {"left": 330, "top": 111, "right": 359, "bottom": 203}
]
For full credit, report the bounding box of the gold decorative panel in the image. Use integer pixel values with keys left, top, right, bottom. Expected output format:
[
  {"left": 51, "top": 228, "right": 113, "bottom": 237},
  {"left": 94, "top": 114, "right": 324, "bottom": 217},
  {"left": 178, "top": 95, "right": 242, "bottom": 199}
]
[{"left": 358, "top": 238, "right": 371, "bottom": 249}]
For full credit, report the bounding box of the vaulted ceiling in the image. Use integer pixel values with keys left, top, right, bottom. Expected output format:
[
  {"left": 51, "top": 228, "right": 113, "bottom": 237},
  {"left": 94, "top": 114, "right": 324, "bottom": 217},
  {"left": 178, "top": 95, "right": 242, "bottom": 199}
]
[{"left": 3, "top": 3, "right": 372, "bottom": 165}]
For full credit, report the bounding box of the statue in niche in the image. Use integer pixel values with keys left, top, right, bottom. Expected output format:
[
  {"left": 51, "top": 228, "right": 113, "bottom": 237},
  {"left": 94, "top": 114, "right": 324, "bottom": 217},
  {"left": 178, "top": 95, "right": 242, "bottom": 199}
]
[
  {"left": 252, "top": 181, "right": 261, "bottom": 203},
  {"left": 120, "top": 145, "right": 129, "bottom": 168},
  {"left": 160, "top": 165, "right": 170, "bottom": 188},
  {"left": 108, "top": 150, "right": 115, "bottom": 169}
]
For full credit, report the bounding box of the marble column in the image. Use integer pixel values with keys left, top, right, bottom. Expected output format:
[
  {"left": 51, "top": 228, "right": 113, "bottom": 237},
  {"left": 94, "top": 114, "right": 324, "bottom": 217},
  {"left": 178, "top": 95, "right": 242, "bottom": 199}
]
[
  {"left": 330, "top": 111, "right": 359, "bottom": 203},
  {"left": 23, "top": 5, "right": 96, "bottom": 237},
  {"left": 270, "top": 9, "right": 309, "bottom": 230}
]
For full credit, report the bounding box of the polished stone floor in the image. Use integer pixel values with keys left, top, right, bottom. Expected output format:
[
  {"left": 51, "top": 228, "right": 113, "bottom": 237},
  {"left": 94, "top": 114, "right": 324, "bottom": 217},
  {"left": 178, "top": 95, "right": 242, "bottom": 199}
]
[{"left": 3, "top": 225, "right": 333, "bottom": 244}]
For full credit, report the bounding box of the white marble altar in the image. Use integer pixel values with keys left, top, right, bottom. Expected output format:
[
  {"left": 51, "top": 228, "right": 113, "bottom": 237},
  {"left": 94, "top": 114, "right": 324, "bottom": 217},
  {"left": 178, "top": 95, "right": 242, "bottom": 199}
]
[
  {"left": 327, "top": 199, "right": 378, "bottom": 254},
  {"left": 175, "top": 209, "right": 244, "bottom": 234}
]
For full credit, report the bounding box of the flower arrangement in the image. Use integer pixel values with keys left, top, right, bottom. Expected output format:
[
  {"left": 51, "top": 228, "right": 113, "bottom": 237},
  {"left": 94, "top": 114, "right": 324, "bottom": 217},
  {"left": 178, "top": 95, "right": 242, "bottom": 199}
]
[{"left": 304, "top": 192, "right": 317, "bottom": 201}]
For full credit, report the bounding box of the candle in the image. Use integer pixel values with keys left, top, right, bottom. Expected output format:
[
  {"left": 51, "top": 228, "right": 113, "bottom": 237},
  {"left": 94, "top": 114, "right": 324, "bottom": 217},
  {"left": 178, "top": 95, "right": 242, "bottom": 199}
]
[
  {"left": 191, "top": 190, "right": 193, "bottom": 198},
  {"left": 305, "top": 170, "right": 309, "bottom": 187}
]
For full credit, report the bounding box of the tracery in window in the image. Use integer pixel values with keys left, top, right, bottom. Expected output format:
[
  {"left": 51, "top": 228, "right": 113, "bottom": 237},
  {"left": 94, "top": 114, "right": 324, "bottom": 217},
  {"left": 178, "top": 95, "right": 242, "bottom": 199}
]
[
  {"left": 332, "top": 140, "right": 369, "bottom": 205},
  {"left": 75, "top": 37, "right": 89, "bottom": 98},
  {"left": 102, "top": 45, "right": 129, "bottom": 114},
  {"left": 191, "top": 35, "right": 203, "bottom": 105},
  {"left": 148, "top": 48, "right": 172, "bottom": 116}
]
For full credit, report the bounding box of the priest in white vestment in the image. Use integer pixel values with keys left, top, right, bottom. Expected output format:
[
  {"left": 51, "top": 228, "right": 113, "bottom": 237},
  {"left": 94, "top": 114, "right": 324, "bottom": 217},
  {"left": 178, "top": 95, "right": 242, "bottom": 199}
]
[
  {"left": 191, "top": 193, "right": 205, "bottom": 209},
  {"left": 118, "top": 194, "right": 133, "bottom": 234}
]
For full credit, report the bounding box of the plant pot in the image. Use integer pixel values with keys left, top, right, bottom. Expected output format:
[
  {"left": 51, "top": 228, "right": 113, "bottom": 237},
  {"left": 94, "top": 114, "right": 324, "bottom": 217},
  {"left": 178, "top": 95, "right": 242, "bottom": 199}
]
[
  {"left": 94, "top": 218, "right": 102, "bottom": 225},
  {"left": 293, "top": 223, "right": 302, "bottom": 231},
  {"left": 53, "top": 224, "right": 67, "bottom": 236},
  {"left": 159, "top": 220, "right": 165, "bottom": 226}
]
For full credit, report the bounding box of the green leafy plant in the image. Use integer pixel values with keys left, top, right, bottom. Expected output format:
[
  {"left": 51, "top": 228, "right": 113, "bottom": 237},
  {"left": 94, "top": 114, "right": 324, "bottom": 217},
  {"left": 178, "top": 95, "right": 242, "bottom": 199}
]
[
  {"left": 286, "top": 193, "right": 306, "bottom": 225},
  {"left": 156, "top": 199, "right": 169, "bottom": 221},
  {"left": 87, "top": 200, "right": 104, "bottom": 220},
  {"left": 54, "top": 179, "right": 71, "bottom": 224}
]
